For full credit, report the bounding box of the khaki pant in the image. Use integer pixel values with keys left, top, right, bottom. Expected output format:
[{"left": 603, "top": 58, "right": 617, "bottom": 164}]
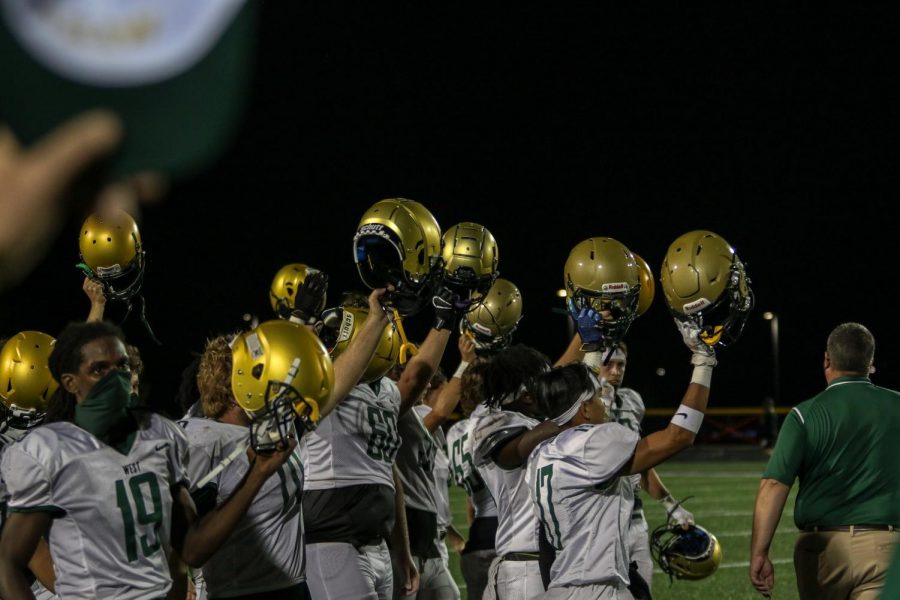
[{"left": 794, "top": 528, "right": 899, "bottom": 600}]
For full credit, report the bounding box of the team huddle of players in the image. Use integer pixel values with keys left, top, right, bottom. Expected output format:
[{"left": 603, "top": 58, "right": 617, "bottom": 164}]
[{"left": 0, "top": 198, "right": 754, "bottom": 600}]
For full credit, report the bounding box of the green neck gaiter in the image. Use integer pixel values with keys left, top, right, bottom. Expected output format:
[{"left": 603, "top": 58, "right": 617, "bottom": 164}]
[{"left": 75, "top": 369, "right": 140, "bottom": 454}]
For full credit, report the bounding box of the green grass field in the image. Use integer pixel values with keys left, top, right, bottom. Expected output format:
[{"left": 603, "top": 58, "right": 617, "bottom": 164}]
[{"left": 446, "top": 461, "right": 800, "bottom": 600}]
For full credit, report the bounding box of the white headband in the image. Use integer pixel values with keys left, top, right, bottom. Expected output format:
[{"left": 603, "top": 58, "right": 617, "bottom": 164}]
[{"left": 550, "top": 372, "right": 605, "bottom": 426}]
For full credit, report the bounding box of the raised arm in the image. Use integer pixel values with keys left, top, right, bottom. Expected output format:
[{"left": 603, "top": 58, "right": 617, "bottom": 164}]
[
  {"left": 423, "top": 335, "right": 477, "bottom": 432},
  {"left": 396, "top": 327, "right": 451, "bottom": 415},
  {"left": 83, "top": 277, "right": 106, "bottom": 322},
  {"left": 323, "top": 288, "right": 389, "bottom": 417},
  {"left": 623, "top": 320, "right": 716, "bottom": 475}
]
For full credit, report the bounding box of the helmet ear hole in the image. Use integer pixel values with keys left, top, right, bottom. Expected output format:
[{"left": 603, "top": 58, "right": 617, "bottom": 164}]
[{"left": 251, "top": 364, "right": 264, "bottom": 380}]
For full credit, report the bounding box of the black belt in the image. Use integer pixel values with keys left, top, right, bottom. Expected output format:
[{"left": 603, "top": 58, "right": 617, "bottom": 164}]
[
  {"left": 802, "top": 524, "right": 896, "bottom": 533},
  {"left": 503, "top": 552, "right": 540, "bottom": 561}
]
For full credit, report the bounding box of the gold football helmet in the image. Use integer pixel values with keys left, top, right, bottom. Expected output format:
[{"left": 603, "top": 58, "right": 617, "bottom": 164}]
[
  {"left": 319, "top": 306, "right": 401, "bottom": 382},
  {"left": 0, "top": 331, "right": 58, "bottom": 430},
  {"left": 78, "top": 211, "right": 145, "bottom": 301},
  {"left": 634, "top": 253, "right": 656, "bottom": 317},
  {"left": 564, "top": 237, "right": 641, "bottom": 350},
  {"left": 651, "top": 523, "right": 722, "bottom": 581},
  {"left": 460, "top": 278, "right": 523, "bottom": 353},
  {"left": 231, "top": 320, "right": 334, "bottom": 451},
  {"left": 440, "top": 222, "right": 499, "bottom": 303},
  {"left": 269, "top": 263, "right": 327, "bottom": 320},
  {"left": 660, "top": 230, "right": 753, "bottom": 347},
  {"left": 353, "top": 198, "right": 443, "bottom": 316}
]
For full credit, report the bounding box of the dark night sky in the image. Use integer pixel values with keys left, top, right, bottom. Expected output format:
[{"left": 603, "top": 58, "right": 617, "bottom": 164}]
[{"left": 2, "top": 5, "right": 898, "bottom": 421}]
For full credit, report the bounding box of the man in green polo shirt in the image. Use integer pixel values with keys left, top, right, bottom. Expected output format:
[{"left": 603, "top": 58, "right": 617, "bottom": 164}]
[{"left": 749, "top": 322, "right": 900, "bottom": 599}]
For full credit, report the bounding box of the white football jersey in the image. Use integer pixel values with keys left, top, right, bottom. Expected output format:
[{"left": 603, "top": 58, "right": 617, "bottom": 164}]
[
  {"left": 446, "top": 405, "right": 498, "bottom": 519},
  {"left": 395, "top": 406, "right": 438, "bottom": 513},
  {"left": 2, "top": 414, "right": 188, "bottom": 600},
  {"left": 301, "top": 379, "right": 401, "bottom": 490},
  {"left": 610, "top": 387, "right": 645, "bottom": 434},
  {"left": 611, "top": 387, "right": 645, "bottom": 494},
  {"left": 180, "top": 418, "right": 305, "bottom": 597},
  {"left": 472, "top": 408, "right": 540, "bottom": 555},
  {"left": 526, "top": 423, "right": 639, "bottom": 588},
  {"left": 414, "top": 405, "right": 452, "bottom": 529},
  {"left": 0, "top": 429, "right": 23, "bottom": 529}
]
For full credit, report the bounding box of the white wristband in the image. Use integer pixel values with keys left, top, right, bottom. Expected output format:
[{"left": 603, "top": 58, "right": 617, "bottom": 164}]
[
  {"left": 690, "top": 364, "right": 713, "bottom": 387},
  {"left": 670, "top": 404, "right": 704, "bottom": 434},
  {"left": 454, "top": 361, "right": 470, "bottom": 379}
]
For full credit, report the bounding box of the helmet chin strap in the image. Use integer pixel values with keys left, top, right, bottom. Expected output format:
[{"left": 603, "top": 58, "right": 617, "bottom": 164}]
[{"left": 120, "top": 294, "right": 162, "bottom": 346}]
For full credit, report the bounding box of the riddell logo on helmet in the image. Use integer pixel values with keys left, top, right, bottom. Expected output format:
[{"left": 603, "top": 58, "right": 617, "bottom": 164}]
[
  {"left": 683, "top": 298, "right": 711, "bottom": 315},
  {"left": 601, "top": 282, "right": 629, "bottom": 292}
]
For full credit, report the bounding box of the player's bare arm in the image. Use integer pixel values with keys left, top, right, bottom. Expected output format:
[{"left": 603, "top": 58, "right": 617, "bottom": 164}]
[
  {"left": 423, "top": 334, "right": 476, "bottom": 432},
  {"left": 493, "top": 420, "right": 562, "bottom": 470},
  {"left": 391, "top": 465, "right": 420, "bottom": 596},
  {"left": 396, "top": 327, "right": 451, "bottom": 415},
  {"left": 325, "top": 288, "right": 390, "bottom": 417},
  {"left": 170, "top": 438, "right": 297, "bottom": 567},
  {"left": 0, "top": 511, "right": 52, "bottom": 600}
]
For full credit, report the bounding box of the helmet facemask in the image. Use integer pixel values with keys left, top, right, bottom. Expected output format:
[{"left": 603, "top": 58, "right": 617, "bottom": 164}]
[
  {"left": 651, "top": 521, "right": 721, "bottom": 581},
  {"left": 676, "top": 258, "right": 754, "bottom": 348},
  {"left": 0, "top": 403, "right": 46, "bottom": 433},
  {"left": 246, "top": 358, "right": 320, "bottom": 453},
  {"left": 566, "top": 282, "right": 641, "bottom": 352}
]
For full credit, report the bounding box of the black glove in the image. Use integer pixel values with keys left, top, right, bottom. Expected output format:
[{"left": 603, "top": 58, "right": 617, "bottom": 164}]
[
  {"left": 432, "top": 285, "right": 471, "bottom": 331},
  {"left": 291, "top": 270, "right": 328, "bottom": 324}
]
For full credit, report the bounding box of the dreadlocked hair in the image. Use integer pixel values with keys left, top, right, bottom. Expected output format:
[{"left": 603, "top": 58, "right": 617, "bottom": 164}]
[
  {"left": 481, "top": 344, "right": 550, "bottom": 411},
  {"left": 45, "top": 321, "right": 125, "bottom": 423},
  {"left": 197, "top": 335, "right": 236, "bottom": 420}
]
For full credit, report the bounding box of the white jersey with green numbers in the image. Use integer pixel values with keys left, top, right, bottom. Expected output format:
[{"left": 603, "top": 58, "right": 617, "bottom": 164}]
[
  {"left": 179, "top": 417, "right": 306, "bottom": 598},
  {"left": 472, "top": 408, "right": 540, "bottom": 554},
  {"left": 395, "top": 406, "right": 438, "bottom": 513},
  {"left": 526, "top": 422, "right": 639, "bottom": 589},
  {"left": 301, "top": 378, "right": 401, "bottom": 490},
  {"left": 446, "top": 405, "right": 498, "bottom": 519},
  {"left": 1, "top": 414, "right": 189, "bottom": 600}
]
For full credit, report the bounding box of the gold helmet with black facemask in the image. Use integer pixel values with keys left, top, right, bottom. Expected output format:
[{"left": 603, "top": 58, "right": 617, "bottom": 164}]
[
  {"left": 269, "top": 263, "right": 327, "bottom": 321},
  {"left": 564, "top": 237, "right": 641, "bottom": 351},
  {"left": 353, "top": 198, "right": 443, "bottom": 317},
  {"left": 78, "top": 210, "right": 145, "bottom": 302},
  {"left": 319, "top": 305, "right": 401, "bottom": 383},
  {"left": 460, "top": 278, "right": 523, "bottom": 354},
  {"left": 231, "top": 320, "right": 334, "bottom": 452},
  {"left": 634, "top": 253, "right": 656, "bottom": 317},
  {"left": 659, "top": 230, "right": 753, "bottom": 348}
]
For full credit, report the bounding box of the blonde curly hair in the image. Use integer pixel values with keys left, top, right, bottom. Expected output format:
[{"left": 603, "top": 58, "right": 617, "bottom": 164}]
[{"left": 197, "top": 335, "right": 236, "bottom": 420}]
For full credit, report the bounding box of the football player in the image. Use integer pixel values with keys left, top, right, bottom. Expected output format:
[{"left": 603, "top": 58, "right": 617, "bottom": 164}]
[
  {"left": 599, "top": 342, "right": 695, "bottom": 597},
  {"left": 302, "top": 292, "right": 455, "bottom": 600},
  {"left": 445, "top": 358, "right": 498, "bottom": 600},
  {"left": 471, "top": 345, "right": 561, "bottom": 600},
  {"left": 0, "top": 332, "right": 59, "bottom": 599},
  {"left": 0, "top": 321, "right": 298, "bottom": 599},
  {"left": 526, "top": 318, "right": 718, "bottom": 599}
]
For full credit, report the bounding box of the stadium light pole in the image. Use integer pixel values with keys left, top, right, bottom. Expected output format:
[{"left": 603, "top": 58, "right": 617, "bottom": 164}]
[{"left": 763, "top": 312, "right": 780, "bottom": 405}]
